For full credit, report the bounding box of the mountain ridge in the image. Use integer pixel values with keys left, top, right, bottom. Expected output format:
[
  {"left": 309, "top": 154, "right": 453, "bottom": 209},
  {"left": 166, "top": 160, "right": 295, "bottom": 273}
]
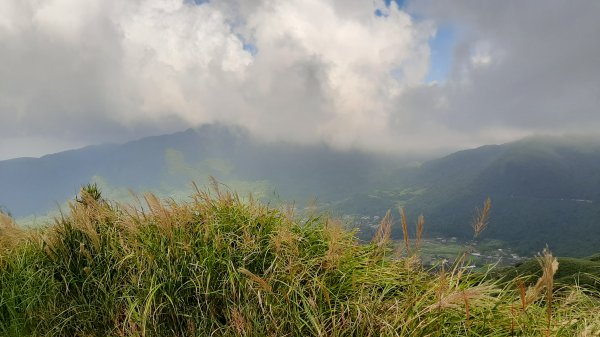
[
  {"left": 341, "top": 135, "right": 600, "bottom": 255},
  {"left": 2, "top": 125, "right": 600, "bottom": 256},
  {"left": 0, "top": 124, "right": 404, "bottom": 217}
]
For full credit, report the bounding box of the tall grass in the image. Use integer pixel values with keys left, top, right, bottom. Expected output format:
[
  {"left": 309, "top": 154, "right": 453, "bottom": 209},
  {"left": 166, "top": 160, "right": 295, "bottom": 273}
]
[{"left": 0, "top": 187, "right": 599, "bottom": 336}]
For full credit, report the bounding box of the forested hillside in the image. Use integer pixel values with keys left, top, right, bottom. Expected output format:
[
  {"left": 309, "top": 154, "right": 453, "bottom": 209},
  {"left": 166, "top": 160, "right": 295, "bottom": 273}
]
[{"left": 341, "top": 136, "right": 600, "bottom": 255}]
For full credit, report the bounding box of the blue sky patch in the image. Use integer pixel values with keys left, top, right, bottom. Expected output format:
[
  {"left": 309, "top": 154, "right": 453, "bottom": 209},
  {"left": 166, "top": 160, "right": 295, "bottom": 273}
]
[
  {"left": 377, "top": 0, "right": 406, "bottom": 16},
  {"left": 426, "top": 24, "right": 456, "bottom": 83},
  {"left": 187, "top": 0, "right": 209, "bottom": 5},
  {"left": 385, "top": 0, "right": 406, "bottom": 8},
  {"left": 243, "top": 43, "right": 258, "bottom": 56},
  {"left": 379, "top": 0, "right": 456, "bottom": 83}
]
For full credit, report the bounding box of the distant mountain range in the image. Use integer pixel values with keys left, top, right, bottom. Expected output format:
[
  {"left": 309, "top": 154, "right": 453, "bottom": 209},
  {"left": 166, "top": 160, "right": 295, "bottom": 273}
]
[
  {"left": 0, "top": 124, "right": 403, "bottom": 217},
  {"left": 1, "top": 125, "right": 599, "bottom": 256}
]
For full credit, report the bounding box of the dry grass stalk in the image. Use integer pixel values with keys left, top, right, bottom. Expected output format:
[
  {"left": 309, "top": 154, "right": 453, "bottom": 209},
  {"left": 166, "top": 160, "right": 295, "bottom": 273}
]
[
  {"left": 230, "top": 308, "right": 248, "bottom": 336},
  {"left": 306, "top": 197, "right": 318, "bottom": 216},
  {"left": 399, "top": 207, "right": 410, "bottom": 255},
  {"left": 430, "top": 283, "right": 496, "bottom": 312},
  {"left": 435, "top": 265, "right": 448, "bottom": 311},
  {"left": 0, "top": 212, "right": 30, "bottom": 252},
  {"left": 272, "top": 227, "right": 299, "bottom": 257},
  {"left": 0, "top": 218, "right": 19, "bottom": 247},
  {"left": 239, "top": 267, "right": 272, "bottom": 292},
  {"left": 517, "top": 279, "right": 527, "bottom": 310},
  {"left": 415, "top": 214, "right": 424, "bottom": 252},
  {"left": 204, "top": 177, "right": 238, "bottom": 206},
  {"left": 404, "top": 254, "right": 422, "bottom": 271},
  {"left": 526, "top": 249, "right": 559, "bottom": 305},
  {"left": 541, "top": 248, "right": 559, "bottom": 334},
  {"left": 143, "top": 193, "right": 175, "bottom": 235},
  {"left": 324, "top": 219, "right": 345, "bottom": 269},
  {"left": 0, "top": 212, "right": 15, "bottom": 229},
  {"left": 463, "top": 290, "right": 470, "bottom": 328},
  {"left": 208, "top": 176, "right": 221, "bottom": 198},
  {"left": 143, "top": 193, "right": 165, "bottom": 217},
  {"left": 372, "top": 209, "right": 392, "bottom": 247},
  {"left": 68, "top": 202, "right": 101, "bottom": 251},
  {"left": 472, "top": 197, "right": 492, "bottom": 239},
  {"left": 510, "top": 304, "right": 516, "bottom": 335},
  {"left": 522, "top": 247, "right": 558, "bottom": 336},
  {"left": 284, "top": 202, "right": 296, "bottom": 222},
  {"left": 579, "top": 322, "right": 600, "bottom": 337}
]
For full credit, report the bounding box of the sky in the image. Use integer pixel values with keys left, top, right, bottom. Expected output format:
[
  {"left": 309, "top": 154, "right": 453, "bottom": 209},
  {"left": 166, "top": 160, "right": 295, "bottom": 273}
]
[{"left": 0, "top": 0, "right": 599, "bottom": 160}]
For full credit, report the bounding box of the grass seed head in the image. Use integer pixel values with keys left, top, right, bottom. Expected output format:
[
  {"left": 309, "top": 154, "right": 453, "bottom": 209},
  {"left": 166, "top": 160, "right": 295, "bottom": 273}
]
[
  {"left": 472, "top": 197, "right": 492, "bottom": 239},
  {"left": 372, "top": 209, "right": 393, "bottom": 247}
]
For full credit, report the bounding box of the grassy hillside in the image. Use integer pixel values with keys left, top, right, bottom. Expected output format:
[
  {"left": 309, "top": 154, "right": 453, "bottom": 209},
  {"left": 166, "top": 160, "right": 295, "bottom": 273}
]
[
  {"left": 499, "top": 255, "right": 600, "bottom": 291},
  {"left": 341, "top": 135, "right": 600, "bottom": 256},
  {"left": 1, "top": 186, "right": 599, "bottom": 336}
]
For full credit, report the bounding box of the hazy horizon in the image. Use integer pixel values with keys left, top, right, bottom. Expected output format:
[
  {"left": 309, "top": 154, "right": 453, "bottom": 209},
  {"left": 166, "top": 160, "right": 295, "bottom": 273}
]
[
  {"left": 1, "top": 0, "right": 599, "bottom": 160},
  {"left": 3, "top": 123, "right": 600, "bottom": 162}
]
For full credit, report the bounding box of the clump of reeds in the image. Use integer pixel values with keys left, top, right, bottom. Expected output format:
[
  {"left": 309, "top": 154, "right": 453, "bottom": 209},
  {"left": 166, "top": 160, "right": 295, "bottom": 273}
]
[
  {"left": 0, "top": 186, "right": 598, "bottom": 336},
  {"left": 529, "top": 247, "right": 559, "bottom": 336}
]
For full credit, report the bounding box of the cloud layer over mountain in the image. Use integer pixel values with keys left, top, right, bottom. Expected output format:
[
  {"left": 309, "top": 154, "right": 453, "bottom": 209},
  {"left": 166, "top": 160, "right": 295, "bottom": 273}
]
[{"left": 1, "top": 0, "right": 599, "bottom": 159}]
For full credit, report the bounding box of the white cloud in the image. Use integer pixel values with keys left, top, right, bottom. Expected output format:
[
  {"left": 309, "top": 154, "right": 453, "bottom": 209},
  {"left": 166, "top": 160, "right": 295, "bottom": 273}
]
[
  {"left": 469, "top": 41, "right": 493, "bottom": 68},
  {"left": 0, "top": 0, "right": 436, "bottom": 159},
  {"left": 241, "top": 0, "right": 433, "bottom": 148},
  {"left": 1, "top": 0, "right": 599, "bottom": 160}
]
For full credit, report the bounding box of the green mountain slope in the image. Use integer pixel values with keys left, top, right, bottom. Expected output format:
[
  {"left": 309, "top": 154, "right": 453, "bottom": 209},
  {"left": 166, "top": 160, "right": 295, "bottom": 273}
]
[
  {"left": 0, "top": 124, "right": 405, "bottom": 217},
  {"left": 497, "top": 254, "right": 600, "bottom": 290},
  {"left": 340, "top": 136, "right": 600, "bottom": 256}
]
